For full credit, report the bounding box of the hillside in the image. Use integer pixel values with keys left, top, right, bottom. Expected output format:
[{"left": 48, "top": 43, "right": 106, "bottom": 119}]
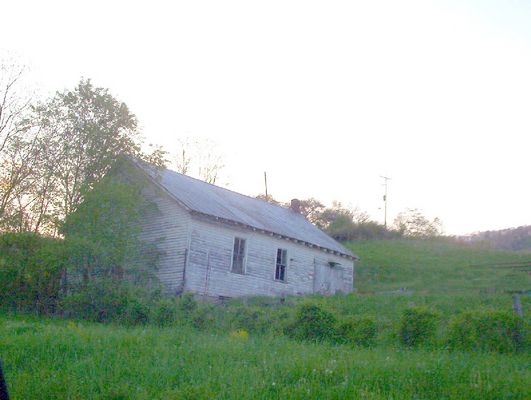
[{"left": 348, "top": 238, "right": 530, "bottom": 294}]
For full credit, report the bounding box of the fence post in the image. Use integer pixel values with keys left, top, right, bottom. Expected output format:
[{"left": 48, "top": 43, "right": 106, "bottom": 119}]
[{"left": 512, "top": 294, "right": 523, "bottom": 317}]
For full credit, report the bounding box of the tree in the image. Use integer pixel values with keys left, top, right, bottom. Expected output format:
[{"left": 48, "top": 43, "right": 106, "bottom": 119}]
[
  {"left": 1, "top": 77, "right": 166, "bottom": 234},
  {"left": 0, "top": 59, "right": 31, "bottom": 154},
  {"left": 33, "top": 79, "right": 142, "bottom": 219},
  {"left": 393, "top": 208, "right": 443, "bottom": 237},
  {"left": 174, "top": 137, "right": 224, "bottom": 184},
  {"left": 297, "top": 198, "right": 325, "bottom": 224},
  {"left": 0, "top": 59, "right": 39, "bottom": 232},
  {"left": 60, "top": 167, "right": 158, "bottom": 287},
  {"left": 314, "top": 201, "right": 355, "bottom": 230}
]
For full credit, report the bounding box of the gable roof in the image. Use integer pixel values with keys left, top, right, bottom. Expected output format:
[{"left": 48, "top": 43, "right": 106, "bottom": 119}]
[{"left": 135, "top": 161, "right": 357, "bottom": 260}]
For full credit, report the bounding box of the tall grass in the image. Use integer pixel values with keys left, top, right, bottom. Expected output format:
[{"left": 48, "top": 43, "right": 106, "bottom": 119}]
[{"left": 1, "top": 316, "right": 529, "bottom": 400}]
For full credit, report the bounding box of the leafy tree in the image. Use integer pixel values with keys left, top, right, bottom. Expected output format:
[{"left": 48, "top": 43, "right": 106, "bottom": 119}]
[
  {"left": 1, "top": 77, "right": 167, "bottom": 233},
  {"left": 33, "top": 79, "right": 141, "bottom": 219},
  {"left": 60, "top": 166, "right": 159, "bottom": 288},
  {"left": 393, "top": 208, "right": 443, "bottom": 237},
  {"left": 296, "top": 198, "right": 325, "bottom": 224}
]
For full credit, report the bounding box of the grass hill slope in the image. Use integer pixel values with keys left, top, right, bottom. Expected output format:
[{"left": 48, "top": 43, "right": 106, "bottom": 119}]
[{"left": 350, "top": 238, "right": 530, "bottom": 294}]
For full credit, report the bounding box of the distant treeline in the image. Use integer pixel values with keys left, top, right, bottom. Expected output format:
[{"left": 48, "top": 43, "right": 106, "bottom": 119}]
[
  {"left": 256, "top": 196, "right": 443, "bottom": 241},
  {"left": 460, "top": 225, "right": 531, "bottom": 252}
]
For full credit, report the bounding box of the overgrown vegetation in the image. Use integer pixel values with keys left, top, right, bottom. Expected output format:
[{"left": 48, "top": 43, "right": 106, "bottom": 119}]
[
  {"left": 0, "top": 232, "right": 64, "bottom": 314},
  {"left": 0, "top": 165, "right": 162, "bottom": 324},
  {"left": 2, "top": 316, "right": 529, "bottom": 400},
  {"left": 1, "top": 238, "right": 530, "bottom": 398},
  {"left": 398, "top": 307, "right": 438, "bottom": 347},
  {"left": 446, "top": 310, "right": 526, "bottom": 353}
]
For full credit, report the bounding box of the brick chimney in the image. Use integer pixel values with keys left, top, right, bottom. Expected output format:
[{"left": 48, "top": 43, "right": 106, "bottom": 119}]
[{"left": 290, "top": 198, "right": 301, "bottom": 214}]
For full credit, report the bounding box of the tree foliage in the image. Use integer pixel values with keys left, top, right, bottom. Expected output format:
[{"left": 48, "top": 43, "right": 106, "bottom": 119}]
[
  {"left": 393, "top": 208, "right": 443, "bottom": 237},
  {"left": 61, "top": 167, "right": 159, "bottom": 287},
  {"left": 33, "top": 79, "right": 141, "bottom": 218},
  {"left": 0, "top": 232, "right": 65, "bottom": 314},
  {"left": 0, "top": 76, "right": 165, "bottom": 233}
]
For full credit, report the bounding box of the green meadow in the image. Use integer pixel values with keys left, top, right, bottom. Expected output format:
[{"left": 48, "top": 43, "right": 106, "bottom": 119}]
[{"left": 1, "top": 239, "right": 530, "bottom": 399}]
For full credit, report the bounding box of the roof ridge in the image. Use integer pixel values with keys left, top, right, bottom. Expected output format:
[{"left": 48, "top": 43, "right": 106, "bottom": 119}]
[
  {"left": 132, "top": 158, "right": 357, "bottom": 260},
  {"left": 162, "top": 167, "right": 295, "bottom": 214}
]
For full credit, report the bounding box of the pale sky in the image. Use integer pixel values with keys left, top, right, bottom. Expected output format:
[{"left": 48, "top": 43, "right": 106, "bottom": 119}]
[{"left": 2, "top": 0, "right": 530, "bottom": 235}]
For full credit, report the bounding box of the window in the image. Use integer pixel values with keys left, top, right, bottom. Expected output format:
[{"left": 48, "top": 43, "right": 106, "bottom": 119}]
[
  {"left": 231, "top": 237, "right": 246, "bottom": 274},
  {"left": 275, "top": 248, "right": 287, "bottom": 282}
]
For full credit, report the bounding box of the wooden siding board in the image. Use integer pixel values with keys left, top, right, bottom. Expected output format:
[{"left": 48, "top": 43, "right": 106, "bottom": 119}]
[
  {"left": 139, "top": 183, "right": 191, "bottom": 294},
  {"left": 136, "top": 174, "right": 354, "bottom": 298},
  {"left": 185, "top": 217, "right": 353, "bottom": 297}
]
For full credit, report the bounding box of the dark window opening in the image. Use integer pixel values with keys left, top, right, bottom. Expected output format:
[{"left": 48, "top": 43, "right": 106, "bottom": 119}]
[
  {"left": 275, "top": 248, "right": 287, "bottom": 281},
  {"left": 232, "top": 237, "right": 246, "bottom": 274}
]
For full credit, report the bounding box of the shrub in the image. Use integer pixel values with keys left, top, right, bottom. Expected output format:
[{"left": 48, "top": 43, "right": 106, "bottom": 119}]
[
  {"left": 336, "top": 316, "right": 377, "bottom": 346},
  {"left": 228, "top": 306, "right": 269, "bottom": 334},
  {"left": 0, "top": 232, "right": 65, "bottom": 314},
  {"left": 190, "top": 303, "right": 216, "bottom": 331},
  {"left": 60, "top": 280, "right": 151, "bottom": 325},
  {"left": 285, "top": 303, "right": 337, "bottom": 343},
  {"left": 446, "top": 310, "right": 526, "bottom": 353},
  {"left": 178, "top": 292, "right": 198, "bottom": 316},
  {"left": 124, "top": 298, "right": 150, "bottom": 325},
  {"left": 398, "top": 307, "right": 438, "bottom": 347},
  {"left": 152, "top": 299, "right": 178, "bottom": 327}
]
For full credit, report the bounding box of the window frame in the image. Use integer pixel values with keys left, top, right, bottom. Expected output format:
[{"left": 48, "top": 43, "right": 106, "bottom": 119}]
[
  {"left": 274, "top": 248, "right": 288, "bottom": 282},
  {"left": 231, "top": 236, "right": 247, "bottom": 274}
]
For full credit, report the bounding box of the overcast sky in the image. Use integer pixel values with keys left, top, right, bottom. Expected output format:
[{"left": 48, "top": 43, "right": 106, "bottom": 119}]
[{"left": 2, "top": 0, "right": 530, "bottom": 235}]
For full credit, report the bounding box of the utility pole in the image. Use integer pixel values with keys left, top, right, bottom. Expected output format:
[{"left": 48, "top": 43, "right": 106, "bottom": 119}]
[
  {"left": 264, "top": 171, "right": 269, "bottom": 200},
  {"left": 380, "top": 176, "right": 390, "bottom": 228}
]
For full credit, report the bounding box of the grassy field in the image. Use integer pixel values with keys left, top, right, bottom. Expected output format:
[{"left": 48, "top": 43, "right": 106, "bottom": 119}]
[
  {"left": 351, "top": 238, "right": 530, "bottom": 294},
  {"left": 1, "top": 238, "right": 530, "bottom": 399},
  {"left": 1, "top": 316, "right": 529, "bottom": 400}
]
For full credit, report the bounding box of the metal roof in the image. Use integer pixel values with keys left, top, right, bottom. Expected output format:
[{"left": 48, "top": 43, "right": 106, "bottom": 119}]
[{"left": 137, "top": 162, "right": 357, "bottom": 260}]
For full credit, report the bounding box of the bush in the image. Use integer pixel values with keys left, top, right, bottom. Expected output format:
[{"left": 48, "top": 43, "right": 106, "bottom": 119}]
[
  {"left": 60, "top": 280, "right": 152, "bottom": 325},
  {"left": 226, "top": 306, "right": 270, "bottom": 334},
  {"left": 0, "top": 232, "right": 65, "bottom": 314},
  {"left": 336, "top": 316, "right": 377, "bottom": 346},
  {"left": 124, "top": 298, "right": 150, "bottom": 325},
  {"left": 190, "top": 304, "right": 216, "bottom": 331},
  {"left": 152, "top": 299, "right": 178, "bottom": 327},
  {"left": 178, "top": 292, "right": 198, "bottom": 316},
  {"left": 446, "top": 310, "right": 526, "bottom": 353},
  {"left": 285, "top": 303, "right": 337, "bottom": 343},
  {"left": 398, "top": 307, "right": 438, "bottom": 347}
]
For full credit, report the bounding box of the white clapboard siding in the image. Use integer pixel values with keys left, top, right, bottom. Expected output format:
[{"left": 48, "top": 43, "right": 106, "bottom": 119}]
[
  {"left": 139, "top": 184, "right": 191, "bottom": 294},
  {"left": 185, "top": 217, "right": 354, "bottom": 297},
  {"left": 134, "top": 169, "right": 354, "bottom": 298}
]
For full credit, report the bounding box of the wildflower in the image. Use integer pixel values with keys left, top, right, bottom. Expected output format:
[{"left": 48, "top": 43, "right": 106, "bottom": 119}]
[{"left": 230, "top": 329, "right": 249, "bottom": 339}]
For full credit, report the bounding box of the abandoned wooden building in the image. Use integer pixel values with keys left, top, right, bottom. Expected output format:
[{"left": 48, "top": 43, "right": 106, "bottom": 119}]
[{"left": 129, "top": 160, "right": 358, "bottom": 298}]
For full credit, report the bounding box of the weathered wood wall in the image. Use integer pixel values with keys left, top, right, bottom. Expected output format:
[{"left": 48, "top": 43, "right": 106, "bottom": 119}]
[
  {"left": 139, "top": 184, "right": 191, "bottom": 294},
  {"left": 137, "top": 176, "right": 354, "bottom": 298},
  {"left": 185, "top": 216, "right": 353, "bottom": 298}
]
